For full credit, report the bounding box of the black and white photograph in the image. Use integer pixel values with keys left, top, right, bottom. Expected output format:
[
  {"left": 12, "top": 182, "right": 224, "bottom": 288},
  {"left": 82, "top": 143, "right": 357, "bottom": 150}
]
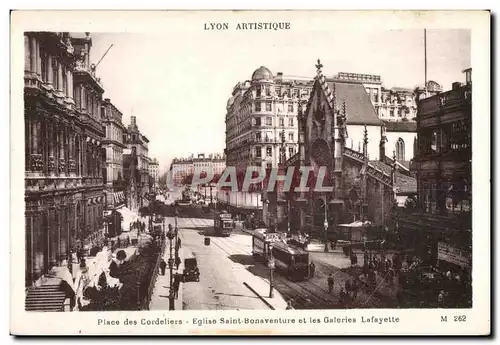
[{"left": 10, "top": 10, "right": 490, "bottom": 335}]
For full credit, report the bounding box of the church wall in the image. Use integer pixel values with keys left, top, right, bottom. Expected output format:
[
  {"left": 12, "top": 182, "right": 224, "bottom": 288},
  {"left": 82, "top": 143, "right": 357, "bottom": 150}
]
[
  {"left": 366, "top": 180, "right": 393, "bottom": 227},
  {"left": 386, "top": 131, "right": 417, "bottom": 161},
  {"left": 346, "top": 125, "right": 381, "bottom": 160}
]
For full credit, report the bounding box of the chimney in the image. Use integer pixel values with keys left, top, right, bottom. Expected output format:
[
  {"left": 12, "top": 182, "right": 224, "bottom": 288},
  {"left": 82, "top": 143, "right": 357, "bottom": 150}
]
[
  {"left": 131, "top": 116, "right": 137, "bottom": 126},
  {"left": 452, "top": 82, "right": 462, "bottom": 90},
  {"left": 104, "top": 98, "right": 110, "bottom": 102},
  {"left": 276, "top": 72, "right": 283, "bottom": 81}
]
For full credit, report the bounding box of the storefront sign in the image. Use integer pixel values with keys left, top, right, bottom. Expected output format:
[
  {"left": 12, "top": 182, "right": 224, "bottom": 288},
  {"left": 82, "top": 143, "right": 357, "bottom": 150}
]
[{"left": 437, "top": 242, "right": 471, "bottom": 267}]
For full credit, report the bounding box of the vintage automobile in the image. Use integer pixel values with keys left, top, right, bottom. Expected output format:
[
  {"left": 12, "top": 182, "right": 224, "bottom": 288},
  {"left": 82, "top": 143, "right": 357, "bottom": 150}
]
[{"left": 182, "top": 258, "right": 200, "bottom": 282}]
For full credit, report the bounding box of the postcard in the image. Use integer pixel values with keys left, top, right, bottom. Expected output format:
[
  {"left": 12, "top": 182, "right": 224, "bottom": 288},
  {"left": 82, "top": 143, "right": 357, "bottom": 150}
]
[{"left": 10, "top": 9, "right": 490, "bottom": 336}]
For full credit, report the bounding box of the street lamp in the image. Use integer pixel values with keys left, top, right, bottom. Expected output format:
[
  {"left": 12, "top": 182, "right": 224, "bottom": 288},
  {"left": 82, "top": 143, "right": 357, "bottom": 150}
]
[
  {"left": 268, "top": 244, "right": 275, "bottom": 298},
  {"left": 166, "top": 228, "right": 176, "bottom": 310},
  {"left": 323, "top": 195, "right": 329, "bottom": 253}
]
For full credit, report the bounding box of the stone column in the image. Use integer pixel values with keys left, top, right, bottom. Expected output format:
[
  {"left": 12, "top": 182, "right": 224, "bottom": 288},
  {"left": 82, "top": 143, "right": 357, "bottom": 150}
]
[
  {"left": 30, "top": 36, "right": 36, "bottom": 74},
  {"left": 24, "top": 35, "right": 30, "bottom": 72},
  {"left": 68, "top": 132, "right": 76, "bottom": 175},
  {"left": 81, "top": 86, "right": 85, "bottom": 111},
  {"left": 58, "top": 125, "right": 65, "bottom": 176},
  {"left": 57, "top": 63, "right": 63, "bottom": 92},
  {"left": 30, "top": 118, "right": 43, "bottom": 173},
  {"left": 47, "top": 55, "right": 53, "bottom": 85},
  {"left": 36, "top": 39, "right": 42, "bottom": 77},
  {"left": 67, "top": 71, "right": 73, "bottom": 100},
  {"left": 48, "top": 121, "right": 56, "bottom": 175}
]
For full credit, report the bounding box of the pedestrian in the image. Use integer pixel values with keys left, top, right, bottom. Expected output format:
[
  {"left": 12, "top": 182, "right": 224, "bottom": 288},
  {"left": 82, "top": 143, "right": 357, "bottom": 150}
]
[
  {"left": 437, "top": 290, "right": 445, "bottom": 308},
  {"left": 309, "top": 262, "right": 316, "bottom": 278},
  {"left": 173, "top": 273, "right": 181, "bottom": 299},
  {"left": 175, "top": 256, "right": 181, "bottom": 270},
  {"left": 160, "top": 259, "right": 167, "bottom": 276},
  {"left": 339, "top": 288, "right": 347, "bottom": 306},
  {"left": 286, "top": 301, "right": 294, "bottom": 310},
  {"left": 327, "top": 274, "right": 334, "bottom": 293}
]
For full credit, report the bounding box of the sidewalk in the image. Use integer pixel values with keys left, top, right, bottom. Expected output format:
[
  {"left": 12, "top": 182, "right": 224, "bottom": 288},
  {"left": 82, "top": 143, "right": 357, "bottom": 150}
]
[{"left": 149, "top": 239, "right": 185, "bottom": 311}]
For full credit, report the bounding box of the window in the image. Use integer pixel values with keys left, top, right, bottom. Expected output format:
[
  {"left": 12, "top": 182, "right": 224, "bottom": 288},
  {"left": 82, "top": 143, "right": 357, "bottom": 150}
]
[
  {"left": 265, "top": 86, "right": 271, "bottom": 96},
  {"left": 255, "top": 146, "right": 261, "bottom": 158},
  {"left": 266, "top": 117, "right": 272, "bottom": 126},
  {"left": 288, "top": 147, "right": 295, "bottom": 157},
  {"left": 397, "top": 108, "right": 402, "bottom": 117},
  {"left": 255, "top": 102, "right": 261, "bottom": 112},
  {"left": 374, "top": 89, "right": 380, "bottom": 103},
  {"left": 395, "top": 138, "right": 405, "bottom": 161},
  {"left": 256, "top": 87, "right": 261, "bottom": 97},
  {"left": 266, "top": 146, "right": 272, "bottom": 157},
  {"left": 279, "top": 117, "right": 285, "bottom": 126},
  {"left": 288, "top": 117, "right": 294, "bottom": 126},
  {"left": 255, "top": 132, "right": 261, "bottom": 142},
  {"left": 288, "top": 104, "right": 294, "bottom": 112},
  {"left": 52, "top": 60, "right": 58, "bottom": 89},
  {"left": 265, "top": 102, "right": 272, "bottom": 112},
  {"left": 390, "top": 108, "right": 394, "bottom": 117},
  {"left": 288, "top": 132, "right": 294, "bottom": 141}
]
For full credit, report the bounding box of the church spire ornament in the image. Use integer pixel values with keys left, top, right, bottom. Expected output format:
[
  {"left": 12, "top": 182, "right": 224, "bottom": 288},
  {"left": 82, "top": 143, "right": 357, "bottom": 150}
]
[{"left": 315, "top": 58, "right": 323, "bottom": 75}]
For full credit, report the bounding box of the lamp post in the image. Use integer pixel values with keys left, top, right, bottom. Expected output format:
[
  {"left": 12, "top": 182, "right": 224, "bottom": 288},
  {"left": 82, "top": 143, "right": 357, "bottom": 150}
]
[
  {"left": 268, "top": 244, "right": 275, "bottom": 298},
  {"left": 166, "top": 228, "right": 175, "bottom": 310},
  {"left": 323, "top": 195, "right": 329, "bottom": 253}
]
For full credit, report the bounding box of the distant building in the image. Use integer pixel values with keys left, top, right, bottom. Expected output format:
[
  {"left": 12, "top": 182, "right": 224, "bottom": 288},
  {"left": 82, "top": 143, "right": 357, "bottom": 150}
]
[
  {"left": 148, "top": 157, "right": 160, "bottom": 191},
  {"left": 169, "top": 153, "right": 226, "bottom": 186},
  {"left": 125, "top": 116, "right": 150, "bottom": 208},
  {"left": 123, "top": 147, "right": 140, "bottom": 212},
  {"left": 101, "top": 98, "right": 127, "bottom": 237}
]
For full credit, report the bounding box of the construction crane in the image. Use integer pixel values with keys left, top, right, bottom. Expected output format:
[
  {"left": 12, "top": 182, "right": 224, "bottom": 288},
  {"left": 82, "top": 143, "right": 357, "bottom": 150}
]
[{"left": 95, "top": 44, "right": 114, "bottom": 69}]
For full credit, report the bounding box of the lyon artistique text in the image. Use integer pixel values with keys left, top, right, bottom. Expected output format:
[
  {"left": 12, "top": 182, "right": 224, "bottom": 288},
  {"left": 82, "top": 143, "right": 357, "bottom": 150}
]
[{"left": 204, "top": 22, "right": 291, "bottom": 31}]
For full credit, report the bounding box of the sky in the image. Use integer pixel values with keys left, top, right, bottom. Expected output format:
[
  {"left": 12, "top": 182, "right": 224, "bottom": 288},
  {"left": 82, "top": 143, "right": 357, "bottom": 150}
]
[{"left": 89, "top": 29, "right": 470, "bottom": 173}]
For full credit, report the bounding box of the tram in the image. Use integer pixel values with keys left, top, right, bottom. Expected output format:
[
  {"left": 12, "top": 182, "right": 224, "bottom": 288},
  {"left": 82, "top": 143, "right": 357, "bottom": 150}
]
[
  {"left": 251, "top": 229, "right": 281, "bottom": 261},
  {"left": 251, "top": 230, "right": 310, "bottom": 281},
  {"left": 213, "top": 211, "right": 233, "bottom": 236}
]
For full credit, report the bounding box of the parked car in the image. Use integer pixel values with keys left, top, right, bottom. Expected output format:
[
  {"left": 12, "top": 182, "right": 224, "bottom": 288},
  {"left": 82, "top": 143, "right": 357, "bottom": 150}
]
[{"left": 183, "top": 258, "right": 200, "bottom": 282}]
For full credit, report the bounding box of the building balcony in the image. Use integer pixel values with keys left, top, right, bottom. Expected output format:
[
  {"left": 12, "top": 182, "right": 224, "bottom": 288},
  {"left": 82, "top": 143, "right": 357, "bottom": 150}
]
[{"left": 25, "top": 174, "right": 104, "bottom": 193}]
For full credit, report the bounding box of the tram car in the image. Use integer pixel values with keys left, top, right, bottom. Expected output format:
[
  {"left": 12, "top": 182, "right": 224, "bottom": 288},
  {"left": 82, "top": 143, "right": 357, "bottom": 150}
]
[
  {"left": 176, "top": 188, "right": 192, "bottom": 206},
  {"left": 271, "top": 240, "right": 310, "bottom": 281},
  {"left": 213, "top": 211, "right": 233, "bottom": 236},
  {"left": 251, "top": 229, "right": 281, "bottom": 262}
]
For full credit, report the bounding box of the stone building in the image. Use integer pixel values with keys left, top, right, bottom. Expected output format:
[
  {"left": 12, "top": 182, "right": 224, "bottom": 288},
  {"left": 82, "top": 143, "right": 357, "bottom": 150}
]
[
  {"left": 101, "top": 98, "right": 127, "bottom": 236},
  {"left": 169, "top": 153, "right": 226, "bottom": 187},
  {"left": 125, "top": 116, "right": 150, "bottom": 208},
  {"left": 123, "top": 147, "right": 140, "bottom": 213},
  {"left": 225, "top": 66, "right": 314, "bottom": 171},
  {"left": 148, "top": 157, "right": 160, "bottom": 192},
  {"left": 264, "top": 60, "right": 416, "bottom": 235},
  {"left": 394, "top": 69, "right": 472, "bottom": 266},
  {"left": 24, "top": 32, "right": 105, "bottom": 286}
]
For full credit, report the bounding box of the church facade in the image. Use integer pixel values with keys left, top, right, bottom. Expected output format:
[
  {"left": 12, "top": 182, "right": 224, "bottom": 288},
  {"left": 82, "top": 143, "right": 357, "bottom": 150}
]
[{"left": 264, "top": 60, "right": 416, "bottom": 238}]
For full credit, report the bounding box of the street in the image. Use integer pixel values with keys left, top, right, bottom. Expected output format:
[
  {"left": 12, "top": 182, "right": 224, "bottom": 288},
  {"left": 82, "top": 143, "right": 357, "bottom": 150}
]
[{"left": 168, "top": 205, "right": 398, "bottom": 310}]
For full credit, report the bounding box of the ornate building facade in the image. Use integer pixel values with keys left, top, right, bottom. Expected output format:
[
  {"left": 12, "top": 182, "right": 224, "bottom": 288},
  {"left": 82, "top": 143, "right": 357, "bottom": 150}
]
[
  {"left": 169, "top": 153, "right": 226, "bottom": 186},
  {"left": 265, "top": 60, "right": 416, "bottom": 235},
  {"left": 396, "top": 69, "right": 472, "bottom": 267},
  {"left": 125, "top": 116, "right": 150, "bottom": 208},
  {"left": 148, "top": 157, "right": 160, "bottom": 192},
  {"left": 101, "top": 98, "right": 126, "bottom": 236},
  {"left": 225, "top": 67, "right": 314, "bottom": 171},
  {"left": 24, "top": 32, "right": 105, "bottom": 286}
]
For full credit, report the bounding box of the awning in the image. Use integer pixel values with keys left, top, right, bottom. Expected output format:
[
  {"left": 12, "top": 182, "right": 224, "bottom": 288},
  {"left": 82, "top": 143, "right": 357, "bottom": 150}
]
[{"left": 116, "top": 206, "right": 139, "bottom": 231}]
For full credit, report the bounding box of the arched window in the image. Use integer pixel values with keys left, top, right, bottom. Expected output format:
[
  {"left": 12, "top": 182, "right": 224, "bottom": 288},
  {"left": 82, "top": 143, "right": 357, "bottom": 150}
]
[{"left": 396, "top": 138, "right": 405, "bottom": 161}]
